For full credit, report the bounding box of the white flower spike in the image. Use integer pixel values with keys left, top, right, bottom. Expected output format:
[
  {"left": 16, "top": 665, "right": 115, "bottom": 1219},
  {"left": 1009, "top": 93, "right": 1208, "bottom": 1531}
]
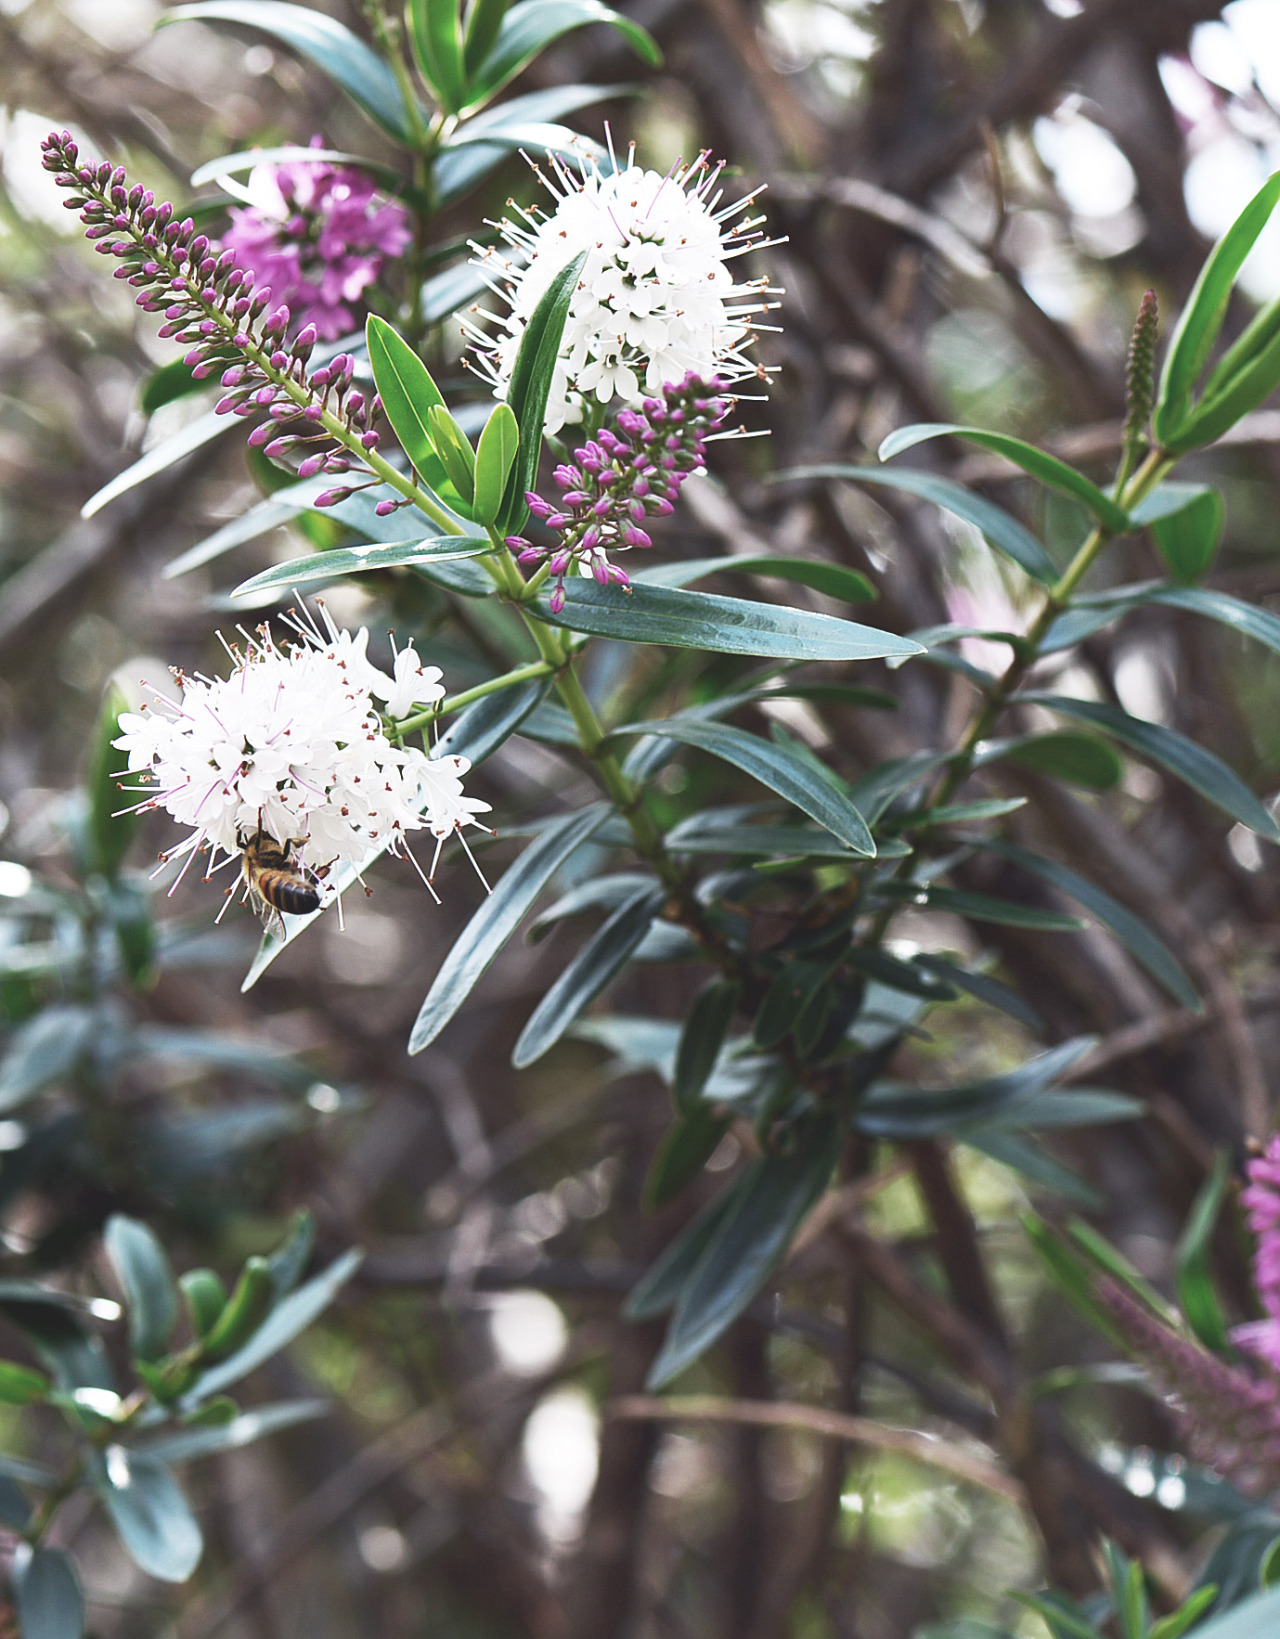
[
  {"left": 465, "top": 141, "right": 781, "bottom": 433},
  {"left": 113, "top": 605, "right": 489, "bottom": 917}
]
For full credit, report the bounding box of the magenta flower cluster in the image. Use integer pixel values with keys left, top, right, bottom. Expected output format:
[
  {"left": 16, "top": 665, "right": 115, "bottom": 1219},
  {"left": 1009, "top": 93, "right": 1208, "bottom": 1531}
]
[
  {"left": 1236, "top": 1136, "right": 1280, "bottom": 1373},
  {"left": 40, "top": 131, "right": 382, "bottom": 505},
  {"left": 506, "top": 373, "right": 730, "bottom": 613},
  {"left": 221, "top": 143, "right": 411, "bottom": 343}
]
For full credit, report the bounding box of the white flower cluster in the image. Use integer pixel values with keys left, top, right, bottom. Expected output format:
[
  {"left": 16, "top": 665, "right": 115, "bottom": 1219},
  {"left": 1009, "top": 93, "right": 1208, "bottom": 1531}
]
[
  {"left": 114, "top": 608, "right": 490, "bottom": 907},
  {"left": 466, "top": 146, "right": 778, "bottom": 432}
]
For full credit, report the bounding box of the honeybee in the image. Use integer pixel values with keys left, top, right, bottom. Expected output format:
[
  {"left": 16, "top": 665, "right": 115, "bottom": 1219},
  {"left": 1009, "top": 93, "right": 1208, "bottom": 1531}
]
[{"left": 238, "top": 828, "right": 321, "bottom": 932}]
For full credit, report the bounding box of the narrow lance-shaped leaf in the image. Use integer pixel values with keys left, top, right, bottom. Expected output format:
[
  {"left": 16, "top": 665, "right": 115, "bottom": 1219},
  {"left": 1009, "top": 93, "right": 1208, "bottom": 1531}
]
[
  {"left": 468, "top": 0, "right": 661, "bottom": 104},
  {"left": 232, "top": 535, "right": 494, "bottom": 599},
  {"left": 637, "top": 554, "right": 876, "bottom": 603},
  {"left": 366, "top": 315, "right": 447, "bottom": 480},
  {"left": 644, "top": 1104, "right": 730, "bottom": 1211},
  {"left": 409, "top": 0, "right": 466, "bottom": 111},
  {"left": 876, "top": 425, "right": 1131, "bottom": 533},
  {"left": 1174, "top": 1151, "right": 1233, "bottom": 1352},
  {"left": 410, "top": 804, "right": 611, "bottom": 1051},
  {"left": 618, "top": 718, "right": 874, "bottom": 855},
  {"left": 464, "top": 0, "right": 510, "bottom": 73},
  {"left": 788, "top": 463, "right": 1056, "bottom": 584},
  {"left": 673, "top": 979, "right": 740, "bottom": 1113},
  {"left": 472, "top": 402, "right": 520, "bottom": 525}
]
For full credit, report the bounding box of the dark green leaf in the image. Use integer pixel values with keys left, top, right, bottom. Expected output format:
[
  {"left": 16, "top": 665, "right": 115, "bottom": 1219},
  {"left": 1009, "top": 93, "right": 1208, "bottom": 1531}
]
[
  {"left": 539, "top": 580, "right": 923, "bottom": 662},
  {"left": 139, "top": 358, "right": 202, "bottom": 417},
  {"left": 643, "top": 1103, "right": 730, "bottom": 1210},
  {"left": 472, "top": 403, "right": 519, "bottom": 525},
  {"left": 512, "top": 886, "right": 662, "bottom": 1066},
  {"left": 135, "top": 1399, "right": 327, "bottom": 1464},
  {"left": 267, "top": 1209, "right": 316, "bottom": 1297},
  {"left": 790, "top": 464, "right": 1056, "bottom": 583},
  {"left": 103, "top": 1216, "right": 178, "bottom": 1363},
  {"left": 984, "top": 841, "right": 1200, "bottom": 1011},
  {"left": 876, "top": 425, "right": 1130, "bottom": 532},
  {"left": 366, "top": 315, "right": 447, "bottom": 478},
  {"left": 12, "top": 1546, "right": 85, "bottom": 1639},
  {"left": 648, "top": 1116, "right": 840, "bottom": 1388},
  {"left": 0, "top": 1005, "right": 95, "bottom": 1113},
  {"left": 1142, "top": 584, "right": 1280, "bottom": 660},
  {"left": 755, "top": 956, "right": 842, "bottom": 1049},
  {"left": 855, "top": 1038, "right": 1095, "bottom": 1139},
  {"left": 163, "top": 3, "right": 422, "bottom": 141},
  {"left": 189, "top": 1249, "right": 362, "bottom": 1400},
  {"left": 638, "top": 554, "right": 876, "bottom": 602},
  {"left": 426, "top": 404, "right": 477, "bottom": 502},
  {"left": 498, "top": 252, "right": 587, "bottom": 536},
  {"left": 998, "top": 731, "right": 1124, "bottom": 791},
  {"left": 102, "top": 878, "right": 156, "bottom": 989},
  {"left": 666, "top": 822, "right": 879, "bottom": 859},
  {"left": 528, "top": 873, "right": 657, "bottom": 940},
  {"left": 1155, "top": 171, "right": 1280, "bottom": 442},
  {"left": 1128, "top": 480, "right": 1214, "bottom": 526},
  {"left": 846, "top": 750, "right": 954, "bottom": 824},
  {"left": 1022, "top": 693, "right": 1280, "bottom": 841},
  {"left": 887, "top": 797, "right": 1027, "bottom": 831},
  {"left": 624, "top": 1188, "right": 742, "bottom": 1320},
  {"left": 94, "top": 1452, "right": 202, "bottom": 1582},
  {"left": 469, "top": 0, "right": 660, "bottom": 103},
  {"left": 875, "top": 881, "right": 1085, "bottom": 931},
  {"left": 0, "top": 1288, "right": 114, "bottom": 1393},
  {"left": 464, "top": 0, "right": 509, "bottom": 72},
  {"left": 180, "top": 1269, "right": 228, "bottom": 1341},
  {"left": 845, "top": 948, "right": 956, "bottom": 1000},
  {"left": 1022, "top": 1214, "right": 1125, "bottom": 1346},
  {"left": 1012, "top": 1592, "right": 1103, "bottom": 1639},
  {"left": 1175, "top": 1151, "right": 1232, "bottom": 1352},
  {"left": 231, "top": 535, "right": 492, "bottom": 599},
  {"left": 410, "top": 805, "right": 610, "bottom": 1051},
  {"left": 967, "top": 1131, "right": 1101, "bottom": 1208},
  {"left": 409, "top": 0, "right": 466, "bottom": 110},
  {"left": 434, "top": 679, "right": 551, "bottom": 765},
  {"left": 913, "top": 955, "right": 1042, "bottom": 1030},
  {"left": 673, "top": 979, "right": 740, "bottom": 1113},
  {"left": 1152, "top": 489, "right": 1225, "bottom": 582}
]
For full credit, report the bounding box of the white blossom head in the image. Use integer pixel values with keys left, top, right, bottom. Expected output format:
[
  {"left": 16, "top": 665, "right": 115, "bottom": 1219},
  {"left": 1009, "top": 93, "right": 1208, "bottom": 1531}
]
[
  {"left": 464, "top": 144, "right": 780, "bottom": 433},
  {"left": 113, "top": 606, "right": 489, "bottom": 914}
]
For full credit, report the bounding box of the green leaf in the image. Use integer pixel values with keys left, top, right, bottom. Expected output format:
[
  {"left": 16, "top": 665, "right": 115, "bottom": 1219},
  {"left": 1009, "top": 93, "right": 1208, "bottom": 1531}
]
[
  {"left": 0, "top": 1287, "right": 114, "bottom": 1393},
  {"left": 844, "top": 947, "right": 956, "bottom": 1000},
  {"left": 189, "top": 145, "right": 402, "bottom": 191},
  {"left": 647, "top": 1116, "right": 840, "bottom": 1388},
  {"left": 472, "top": 403, "right": 519, "bottom": 525},
  {"left": 998, "top": 730, "right": 1124, "bottom": 791},
  {"left": 541, "top": 580, "right": 922, "bottom": 662},
  {"left": 94, "top": 1452, "right": 202, "bottom": 1582},
  {"left": 1152, "top": 488, "right": 1225, "bottom": 582},
  {"left": 1175, "top": 1150, "right": 1232, "bottom": 1352},
  {"left": 0, "top": 1473, "right": 31, "bottom": 1529},
  {"left": 84, "top": 685, "right": 135, "bottom": 877},
  {"left": 1142, "top": 584, "right": 1280, "bottom": 659},
  {"left": 1013, "top": 1591, "right": 1104, "bottom": 1639},
  {"left": 1022, "top": 1214, "right": 1124, "bottom": 1346},
  {"left": 138, "top": 358, "right": 202, "bottom": 417},
  {"left": 1155, "top": 171, "right": 1280, "bottom": 441},
  {"left": 967, "top": 1131, "right": 1101, "bottom": 1208},
  {"left": 624, "top": 1188, "right": 742, "bottom": 1320},
  {"left": 189, "top": 1249, "right": 362, "bottom": 1401},
  {"left": 163, "top": 3, "right": 423, "bottom": 141},
  {"left": 12, "top": 1546, "right": 85, "bottom": 1639},
  {"left": 410, "top": 805, "right": 611, "bottom": 1051},
  {"left": 1176, "top": 325, "right": 1280, "bottom": 451},
  {"left": 135, "top": 1399, "right": 327, "bottom": 1464},
  {"left": 267, "top": 1208, "right": 316, "bottom": 1297},
  {"left": 103, "top": 1216, "right": 178, "bottom": 1363},
  {"left": 874, "top": 882, "right": 1084, "bottom": 930},
  {"left": 643, "top": 1103, "right": 730, "bottom": 1210},
  {"left": 201, "top": 1258, "right": 274, "bottom": 1360},
  {"left": 673, "top": 979, "right": 740, "bottom": 1114},
  {"left": 887, "top": 797, "right": 1027, "bottom": 831},
  {"left": 912, "top": 955, "right": 1042, "bottom": 1030},
  {"left": 82, "top": 407, "right": 227, "bottom": 520},
  {"left": 1023, "top": 693, "right": 1280, "bottom": 841},
  {"left": 618, "top": 719, "right": 874, "bottom": 855},
  {"left": 1150, "top": 1588, "right": 1220, "bottom": 1639},
  {"left": 983, "top": 841, "right": 1199, "bottom": 1012},
  {"left": 666, "top": 821, "right": 882, "bottom": 860},
  {"left": 426, "top": 404, "right": 477, "bottom": 503},
  {"left": 512, "top": 886, "right": 662, "bottom": 1067},
  {"left": 755, "top": 955, "right": 842, "bottom": 1049},
  {"left": 498, "top": 251, "right": 587, "bottom": 535},
  {"left": 469, "top": 0, "right": 660, "bottom": 104},
  {"left": 180, "top": 1269, "right": 228, "bottom": 1341},
  {"left": 232, "top": 535, "right": 493, "bottom": 600},
  {"left": 791, "top": 463, "right": 1056, "bottom": 583},
  {"left": 0, "top": 1005, "right": 96, "bottom": 1113},
  {"left": 434, "top": 678, "right": 552, "bottom": 765},
  {"left": 409, "top": 0, "right": 466, "bottom": 111},
  {"left": 366, "top": 315, "right": 447, "bottom": 478},
  {"left": 638, "top": 554, "right": 876, "bottom": 603},
  {"left": 875, "top": 425, "right": 1131, "bottom": 532},
  {"left": 1181, "top": 1587, "right": 1280, "bottom": 1638},
  {"left": 463, "top": 0, "right": 509, "bottom": 73},
  {"left": 0, "top": 1361, "right": 48, "bottom": 1406}
]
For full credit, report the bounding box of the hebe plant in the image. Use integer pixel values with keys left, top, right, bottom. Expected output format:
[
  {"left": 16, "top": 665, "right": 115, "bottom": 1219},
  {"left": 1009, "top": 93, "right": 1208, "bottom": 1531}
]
[{"left": 7, "top": 0, "right": 1280, "bottom": 1632}]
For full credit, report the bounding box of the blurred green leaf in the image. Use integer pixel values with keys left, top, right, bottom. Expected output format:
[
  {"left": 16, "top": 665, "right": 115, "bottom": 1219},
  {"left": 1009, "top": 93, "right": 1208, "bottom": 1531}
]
[
  {"left": 103, "top": 1216, "right": 178, "bottom": 1363},
  {"left": 874, "top": 881, "right": 1084, "bottom": 931},
  {"left": 94, "top": 1451, "right": 203, "bottom": 1582},
  {"left": 1152, "top": 489, "right": 1224, "bottom": 582},
  {"left": 1186, "top": 1586, "right": 1280, "bottom": 1637},
  {"left": 643, "top": 1103, "right": 730, "bottom": 1210},
  {"left": 638, "top": 554, "right": 877, "bottom": 603},
  {"left": 463, "top": 0, "right": 509, "bottom": 72},
  {"left": 999, "top": 730, "right": 1124, "bottom": 791},
  {"left": 138, "top": 358, "right": 202, "bottom": 417},
  {"left": 268, "top": 1209, "right": 316, "bottom": 1298},
  {"left": 1175, "top": 1151, "right": 1233, "bottom": 1352},
  {"left": 180, "top": 1269, "right": 228, "bottom": 1341},
  {"left": 12, "top": 1546, "right": 85, "bottom": 1639},
  {"left": 468, "top": 0, "right": 660, "bottom": 104},
  {"left": 0, "top": 1006, "right": 95, "bottom": 1114},
  {"left": 201, "top": 1258, "right": 275, "bottom": 1361},
  {"left": 912, "top": 954, "right": 1042, "bottom": 1030},
  {"left": 85, "top": 684, "right": 135, "bottom": 877},
  {"left": 625, "top": 1187, "right": 742, "bottom": 1320},
  {"left": 136, "top": 1398, "right": 328, "bottom": 1464},
  {"left": 0, "top": 1473, "right": 31, "bottom": 1528},
  {"left": 968, "top": 1131, "right": 1101, "bottom": 1207},
  {"left": 673, "top": 979, "right": 740, "bottom": 1114},
  {"left": 434, "top": 678, "right": 552, "bottom": 765},
  {"left": 410, "top": 0, "right": 466, "bottom": 110},
  {"left": 83, "top": 408, "right": 226, "bottom": 521}
]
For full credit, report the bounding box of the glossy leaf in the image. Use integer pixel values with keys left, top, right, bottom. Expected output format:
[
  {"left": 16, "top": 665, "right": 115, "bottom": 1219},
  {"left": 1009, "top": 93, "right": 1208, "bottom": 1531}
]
[
  {"left": 1023, "top": 693, "right": 1280, "bottom": 841},
  {"left": 164, "top": 3, "right": 422, "bottom": 141},
  {"left": 673, "top": 979, "right": 740, "bottom": 1113},
  {"left": 1139, "top": 584, "right": 1280, "bottom": 659},
  {"left": 190, "top": 1248, "right": 362, "bottom": 1400},
  {"left": 469, "top": 0, "right": 660, "bottom": 103},
  {"left": 998, "top": 731, "right": 1124, "bottom": 791},
  {"left": 136, "top": 1399, "right": 328, "bottom": 1464},
  {"left": 410, "top": 805, "right": 611, "bottom": 1051},
  {"left": 912, "top": 955, "right": 1043, "bottom": 1030},
  {"left": 541, "top": 580, "right": 922, "bottom": 662},
  {"left": 433, "top": 678, "right": 551, "bottom": 765},
  {"left": 982, "top": 840, "right": 1199, "bottom": 1010},
  {"left": 1152, "top": 489, "right": 1225, "bottom": 582},
  {"left": 232, "top": 535, "right": 492, "bottom": 600},
  {"left": 410, "top": 0, "right": 466, "bottom": 110},
  {"left": 874, "top": 882, "right": 1084, "bottom": 931},
  {"left": 638, "top": 554, "right": 876, "bottom": 603},
  {"left": 12, "top": 1546, "right": 85, "bottom": 1639},
  {"left": 472, "top": 402, "right": 519, "bottom": 525},
  {"left": 366, "top": 315, "right": 446, "bottom": 478},
  {"left": 845, "top": 947, "right": 956, "bottom": 1000},
  {"left": 512, "top": 886, "right": 663, "bottom": 1067},
  {"left": 103, "top": 1216, "right": 178, "bottom": 1363},
  {"left": 95, "top": 1452, "right": 203, "bottom": 1582},
  {"left": 1155, "top": 170, "right": 1280, "bottom": 441},
  {"left": 497, "top": 252, "right": 587, "bottom": 535},
  {"left": 624, "top": 1188, "right": 742, "bottom": 1320},
  {"left": 876, "top": 425, "right": 1130, "bottom": 532},
  {"left": 643, "top": 1103, "right": 730, "bottom": 1210},
  {"left": 427, "top": 404, "right": 477, "bottom": 502},
  {"left": 1175, "top": 1151, "right": 1232, "bottom": 1352},
  {"left": 619, "top": 718, "right": 874, "bottom": 855},
  {"left": 792, "top": 463, "right": 1056, "bottom": 583},
  {"left": 464, "top": 0, "right": 509, "bottom": 71},
  {"left": 1175, "top": 322, "right": 1280, "bottom": 451},
  {"left": 647, "top": 1117, "right": 841, "bottom": 1388}
]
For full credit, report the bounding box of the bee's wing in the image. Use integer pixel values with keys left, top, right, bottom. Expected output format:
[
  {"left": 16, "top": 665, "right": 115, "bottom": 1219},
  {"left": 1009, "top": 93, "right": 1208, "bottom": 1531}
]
[{"left": 244, "top": 877, "right": 286, "bottom": 939}]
